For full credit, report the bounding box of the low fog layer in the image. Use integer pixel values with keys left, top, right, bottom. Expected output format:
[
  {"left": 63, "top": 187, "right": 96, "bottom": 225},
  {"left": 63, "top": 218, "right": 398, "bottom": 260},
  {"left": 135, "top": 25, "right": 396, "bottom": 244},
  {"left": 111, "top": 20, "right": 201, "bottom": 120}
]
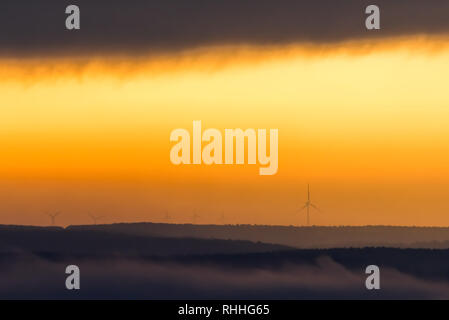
[{"left": 1, "top": 254, "right": 448, "bottom": 299}]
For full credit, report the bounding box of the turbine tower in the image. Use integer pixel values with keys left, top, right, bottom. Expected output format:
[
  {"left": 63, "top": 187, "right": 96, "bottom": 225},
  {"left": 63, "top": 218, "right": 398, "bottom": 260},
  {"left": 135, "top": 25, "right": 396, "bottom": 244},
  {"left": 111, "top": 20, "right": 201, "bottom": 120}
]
[
  {"left": 47, "top": 211, "right": 61, "bottom": 226},
  {"left": 298, "top": 184, "right": 320, "bottom": 226}
]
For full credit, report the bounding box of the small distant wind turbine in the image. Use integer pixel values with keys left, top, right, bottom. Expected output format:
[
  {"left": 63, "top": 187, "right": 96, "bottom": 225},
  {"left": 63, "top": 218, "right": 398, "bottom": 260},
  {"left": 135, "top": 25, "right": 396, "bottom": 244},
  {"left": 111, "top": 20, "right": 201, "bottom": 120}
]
[
  {"left": 89, "top": 213, "right": 104, "bottom": 225},
  {"left": 298, "top": 184, "right": 321, "bottom": 226},
  {"left": 219, "top": 212, "right": 225, "bottom": 224},
  {"left": 164, "top": 211, "right": 172, "bottom": 222},
  {"left": 47, "top": 211, "right": 61, "bottom": 226},
  {"left": 191, "top": 211, "right": 200, "bottom": 224}
]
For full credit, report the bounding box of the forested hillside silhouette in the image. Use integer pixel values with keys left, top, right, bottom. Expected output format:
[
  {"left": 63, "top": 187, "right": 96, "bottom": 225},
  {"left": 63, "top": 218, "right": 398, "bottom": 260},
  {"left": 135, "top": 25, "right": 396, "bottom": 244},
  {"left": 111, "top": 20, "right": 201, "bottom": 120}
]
[{"left": 68, "top": 223, "right": 449, "bottom": 248}]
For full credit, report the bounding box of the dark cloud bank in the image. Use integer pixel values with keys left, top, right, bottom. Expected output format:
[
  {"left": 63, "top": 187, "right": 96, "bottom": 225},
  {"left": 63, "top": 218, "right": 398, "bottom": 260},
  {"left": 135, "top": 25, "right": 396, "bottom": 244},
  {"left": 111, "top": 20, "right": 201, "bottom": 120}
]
[{"left": 0, "top": 0, "right": 449, "bottom": 57}]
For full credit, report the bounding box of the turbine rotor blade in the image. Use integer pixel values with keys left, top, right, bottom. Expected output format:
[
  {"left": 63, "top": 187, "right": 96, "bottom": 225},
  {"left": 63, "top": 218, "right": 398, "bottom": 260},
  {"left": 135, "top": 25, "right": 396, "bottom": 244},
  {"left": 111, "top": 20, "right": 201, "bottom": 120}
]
[{"left": 310, "top": 203, "right": 321, "bottom": 212}]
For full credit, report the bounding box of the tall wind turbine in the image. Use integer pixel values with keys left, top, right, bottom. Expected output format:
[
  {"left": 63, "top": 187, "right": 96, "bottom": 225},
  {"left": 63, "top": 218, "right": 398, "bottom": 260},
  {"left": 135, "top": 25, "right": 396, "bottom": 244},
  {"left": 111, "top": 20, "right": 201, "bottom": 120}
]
[
  {"left": 47, "top": 211, "right": 61, "bottom": 226},
  {"left": 89, "top": 213, "right": 104, "bottom": 225},
  {"left": 298, "top": 184, "right": 320, "bottom": 226}
]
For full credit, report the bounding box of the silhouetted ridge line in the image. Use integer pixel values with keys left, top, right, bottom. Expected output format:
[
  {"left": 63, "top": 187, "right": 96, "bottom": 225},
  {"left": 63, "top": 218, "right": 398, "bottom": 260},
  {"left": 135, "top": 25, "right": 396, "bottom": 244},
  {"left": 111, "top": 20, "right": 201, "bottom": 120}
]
[{"left": 66, "top": 223, "right": 449, "bottom": 249}]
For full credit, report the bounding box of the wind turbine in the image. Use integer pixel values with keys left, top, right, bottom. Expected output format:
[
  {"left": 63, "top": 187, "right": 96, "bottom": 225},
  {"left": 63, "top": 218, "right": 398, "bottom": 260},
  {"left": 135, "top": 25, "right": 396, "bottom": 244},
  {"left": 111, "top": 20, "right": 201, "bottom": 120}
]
[
  {"left": 219, "top": 212, "right": 225, "bottom": 224},
  {"left": 191, "top": 211, "right": 200, "bottom": 224},
  {"left": 47, "top": 211, "right": 61, "bottom": 226},
  {"left": 298, "top": 184, "right": 320, "bottom": 226},
  {"left": 163, "top": 211, "right": 172, "bottom": 222},
  {"left": 89, "top": 213, "right": 104, "bottom": 225}
]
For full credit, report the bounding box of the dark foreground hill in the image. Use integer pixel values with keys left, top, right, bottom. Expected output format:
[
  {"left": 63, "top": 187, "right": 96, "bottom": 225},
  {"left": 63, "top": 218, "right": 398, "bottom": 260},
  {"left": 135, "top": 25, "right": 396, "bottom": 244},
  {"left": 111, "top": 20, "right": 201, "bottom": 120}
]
[
  {"left": 2, "top": 245, "right": 449, "bottom": 299},
  {"left": 68, "top": 222, "right": 449, "bottom": 248},
  {"left": 2, "top": 224, "right": 449, "bottom": 299},
  {"left": 4, "top": 224, "right": 449, "bottom": 299}
]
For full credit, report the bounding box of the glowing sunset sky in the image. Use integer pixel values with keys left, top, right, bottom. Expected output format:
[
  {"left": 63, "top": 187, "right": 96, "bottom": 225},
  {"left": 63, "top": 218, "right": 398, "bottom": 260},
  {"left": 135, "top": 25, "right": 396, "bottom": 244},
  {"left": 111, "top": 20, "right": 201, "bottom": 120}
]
[{"left": 1, "top": 1, "right": 449, "bottom": 226}]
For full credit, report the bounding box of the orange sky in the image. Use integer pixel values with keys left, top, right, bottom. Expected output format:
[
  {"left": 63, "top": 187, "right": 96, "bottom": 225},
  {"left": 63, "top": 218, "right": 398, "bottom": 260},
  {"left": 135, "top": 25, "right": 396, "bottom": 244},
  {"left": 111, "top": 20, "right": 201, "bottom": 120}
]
[{"left": 2, "top": 37, "right": 449, "bottom": 226}]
